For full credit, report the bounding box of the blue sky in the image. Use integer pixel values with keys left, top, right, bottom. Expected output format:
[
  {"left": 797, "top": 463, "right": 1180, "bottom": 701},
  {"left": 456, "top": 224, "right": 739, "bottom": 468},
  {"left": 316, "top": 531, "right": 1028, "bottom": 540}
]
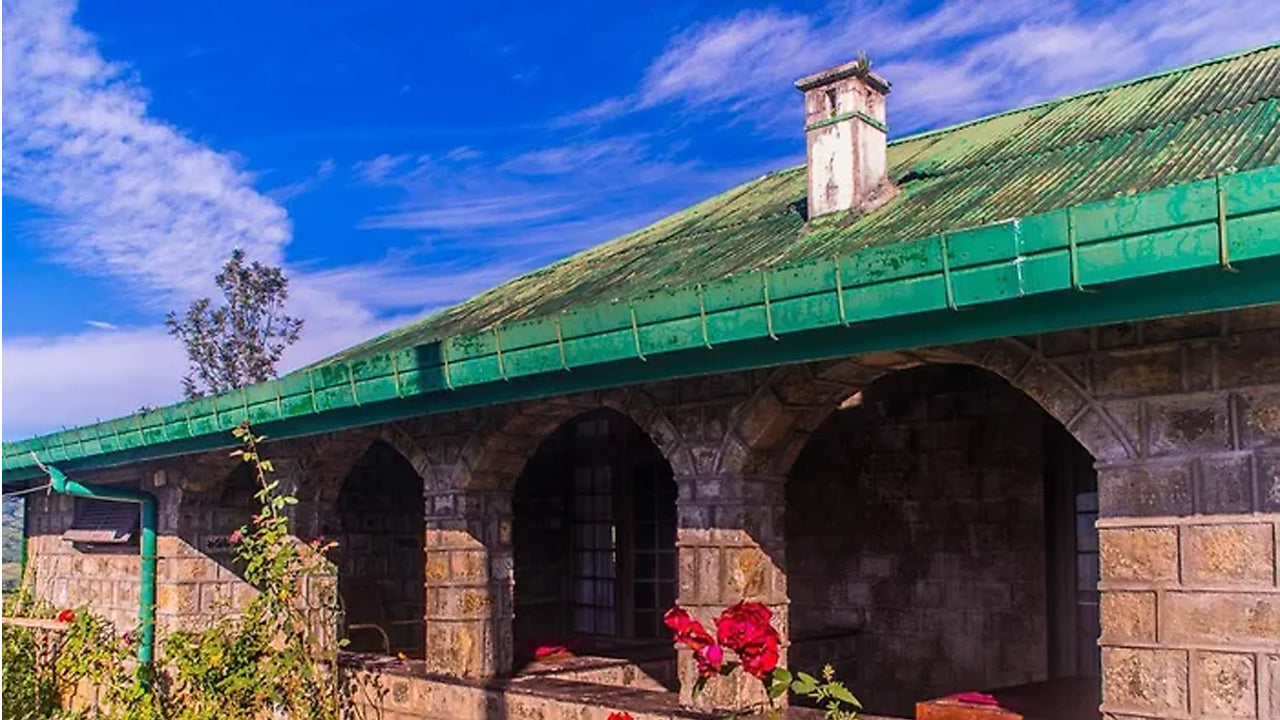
[{"left": 4, "top": 0, "right": 1279, "bottom": 439}]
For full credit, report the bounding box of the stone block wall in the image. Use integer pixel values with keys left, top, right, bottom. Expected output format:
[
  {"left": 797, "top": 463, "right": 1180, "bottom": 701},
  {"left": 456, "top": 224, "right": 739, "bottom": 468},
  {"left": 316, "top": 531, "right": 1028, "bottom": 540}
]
[
  {"left": 25, "top": 493, "right": 142, "bottom": 631},
  {"left": 17, "top": 306, "right": 1280, "bottom": 720},
  {"left": 1098, "top": 517, "right": 1279, "bottom": 718},
  {"left": 786, "top": 365, "right": 1051, "bottom": 716},
  {"left": 1029, "top": 310, "right": 1280, "bottom": 720}
]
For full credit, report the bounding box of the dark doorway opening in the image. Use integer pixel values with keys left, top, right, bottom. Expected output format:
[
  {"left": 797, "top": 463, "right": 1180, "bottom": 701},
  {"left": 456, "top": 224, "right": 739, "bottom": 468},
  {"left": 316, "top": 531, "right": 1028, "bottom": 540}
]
[
  {"left": 512, "top": 409, "right": 677, "bottom": 690},
  {"left": 786, "top": 364, "right": 1100, "bottom": 718},
  {"left": 330, "top": 441, "right": 426, "bottom": 657}
]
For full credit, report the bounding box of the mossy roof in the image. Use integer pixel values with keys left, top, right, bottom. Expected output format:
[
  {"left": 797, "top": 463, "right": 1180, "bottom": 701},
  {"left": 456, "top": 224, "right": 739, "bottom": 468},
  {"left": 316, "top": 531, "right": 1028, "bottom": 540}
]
[{"left": 316, "top": 42, "right": 1280, "bottom": 367}]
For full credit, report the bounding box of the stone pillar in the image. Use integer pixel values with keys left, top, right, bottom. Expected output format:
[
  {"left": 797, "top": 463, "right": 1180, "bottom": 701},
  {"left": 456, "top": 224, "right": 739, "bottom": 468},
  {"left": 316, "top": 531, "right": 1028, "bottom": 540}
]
[
  {"left": 1088, "top": 312, "right": 1280, "bottom": 720},
  {"left": 423, "top": 486, "right": 513, "bottom": 679},
  {"left": 676, "top": 472, "right": 788, "bottom": 711}
]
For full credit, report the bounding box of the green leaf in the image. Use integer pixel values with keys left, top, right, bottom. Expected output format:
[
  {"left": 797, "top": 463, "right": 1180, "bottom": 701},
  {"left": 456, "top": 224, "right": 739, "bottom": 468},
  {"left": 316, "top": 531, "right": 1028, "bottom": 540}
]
[
  {"left": 791, "top": 671, "right": 819, "bottom": 695},
  {"left": 693, "top": 675, "right": 708, "bottom": 697},
  {"left": 826, "top": 682, "right": 860, "bottom": 708}
]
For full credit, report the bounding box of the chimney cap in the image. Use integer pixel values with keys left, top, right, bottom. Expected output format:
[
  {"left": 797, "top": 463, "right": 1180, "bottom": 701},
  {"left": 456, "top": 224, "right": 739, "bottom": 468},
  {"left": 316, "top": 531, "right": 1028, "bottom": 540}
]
[{"left": 795, "top": 59, "right": 890, "bottom": 94}]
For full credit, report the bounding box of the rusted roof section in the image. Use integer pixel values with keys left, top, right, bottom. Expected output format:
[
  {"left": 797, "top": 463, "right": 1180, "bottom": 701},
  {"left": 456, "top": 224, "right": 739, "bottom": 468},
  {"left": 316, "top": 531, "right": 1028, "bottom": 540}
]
[{"left": 318, "top": 43, "right": 1280, "bottom": 366}]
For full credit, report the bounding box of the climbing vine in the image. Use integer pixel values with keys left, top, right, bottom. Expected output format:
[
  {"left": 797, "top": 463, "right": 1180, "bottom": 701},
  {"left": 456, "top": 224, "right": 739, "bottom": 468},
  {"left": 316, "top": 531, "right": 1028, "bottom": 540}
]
[{"left": 1, "top": 423, "right": 353, "bottom": 720}]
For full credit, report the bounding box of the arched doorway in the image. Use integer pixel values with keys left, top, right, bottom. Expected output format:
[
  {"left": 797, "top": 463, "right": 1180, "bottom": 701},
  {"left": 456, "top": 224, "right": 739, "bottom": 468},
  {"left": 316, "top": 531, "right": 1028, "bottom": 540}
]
[
  {"left": 785, "top": 364, "right": 1100, "bottom": 718},
  {"left": 329, "top": 441, "right": 426, "bottom": 656},
  {"left": 512, "top": 408, "right": 677, "bottom": 689}
]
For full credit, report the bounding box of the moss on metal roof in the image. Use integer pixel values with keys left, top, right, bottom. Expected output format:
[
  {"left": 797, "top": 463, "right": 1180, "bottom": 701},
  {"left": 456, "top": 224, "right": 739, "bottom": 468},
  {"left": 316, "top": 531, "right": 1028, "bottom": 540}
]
[{"left": 317, "top": 43, "right": 1280, "bottom": 367}]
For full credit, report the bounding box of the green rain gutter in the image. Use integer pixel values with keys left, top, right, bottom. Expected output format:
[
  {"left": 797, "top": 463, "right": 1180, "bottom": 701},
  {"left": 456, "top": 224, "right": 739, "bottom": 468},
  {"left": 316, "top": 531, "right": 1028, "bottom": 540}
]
[
  {"left": 36, "top": 460, "right": 157, "bottom": 671},
  {"left": 3, "top": 164, "right": 1280, "bottom": 483}
]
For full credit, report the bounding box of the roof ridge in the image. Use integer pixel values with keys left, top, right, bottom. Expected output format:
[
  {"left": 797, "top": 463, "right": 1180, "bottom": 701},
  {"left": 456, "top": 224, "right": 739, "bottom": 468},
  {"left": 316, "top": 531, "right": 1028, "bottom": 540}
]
[
  {"left": 897, "top": 92, "right": 1279, "bottom": 183},
  {"left": 888, "top": 40, "right": 1280, "bottom": 147}
]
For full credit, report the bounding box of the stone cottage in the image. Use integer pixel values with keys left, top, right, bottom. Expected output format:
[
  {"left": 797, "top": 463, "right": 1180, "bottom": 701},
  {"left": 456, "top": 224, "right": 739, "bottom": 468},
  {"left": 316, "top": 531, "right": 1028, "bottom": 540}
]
[{"left": 6, "top": 44, "right": 1280, "bottom": 720}]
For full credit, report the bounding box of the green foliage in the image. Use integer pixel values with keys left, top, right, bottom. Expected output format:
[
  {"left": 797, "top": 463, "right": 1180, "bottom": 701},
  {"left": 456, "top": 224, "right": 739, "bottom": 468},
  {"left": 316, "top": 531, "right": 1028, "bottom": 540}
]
[
  {"left": 2, "top": 590, "right": 61, "bottom": 719},
  {"left": 754, "top": 664, "right": 860, "bottom": 719},
  {"left": 1, "top": 424, "right": 350, "bottom": 720},
  {"left": 158, "top": 422, "right": 346, "bottom": 720},
  {"left": 165, "top": 249, "right": 304, "bottom": 400}
]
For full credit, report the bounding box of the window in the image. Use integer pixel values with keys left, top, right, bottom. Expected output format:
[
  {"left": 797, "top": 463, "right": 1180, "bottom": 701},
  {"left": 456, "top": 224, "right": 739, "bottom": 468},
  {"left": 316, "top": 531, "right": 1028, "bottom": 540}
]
[
  {"left": 571, "top": 465, "right": 616, "bottom": 636},
  {"left": 64, "top": 498, "right": 138, "bottom": 545},
  {"left": 514, "top": 409, "right": 677, "bottom": 655},
  {"left": 629, "top": 463, "right": 676, "bottom": 638}
]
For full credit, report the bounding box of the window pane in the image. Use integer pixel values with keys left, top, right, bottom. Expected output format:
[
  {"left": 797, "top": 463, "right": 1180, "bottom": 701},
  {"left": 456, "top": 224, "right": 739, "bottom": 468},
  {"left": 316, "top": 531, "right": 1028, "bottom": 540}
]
[
  {"left": 633, "top": 582, "right": 655, "bottom": 609},
  {"left": 657, "top": 583, "right": 675, "bottom": 611},
  {"left": 658, "top": 553, "right": 675, "bottom": 581},
  {"left": 635, "top": 611, "right": 655, "bottom": 637}
]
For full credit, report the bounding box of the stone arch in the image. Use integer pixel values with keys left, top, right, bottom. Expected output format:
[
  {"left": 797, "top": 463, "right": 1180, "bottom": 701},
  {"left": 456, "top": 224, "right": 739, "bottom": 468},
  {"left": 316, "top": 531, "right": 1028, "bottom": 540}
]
[
  {"left": 720, "top": 339, "right": 1136, "bottom": 478},
  {"left": 463, "top": 386, "right": 695, "bottom": 492}
]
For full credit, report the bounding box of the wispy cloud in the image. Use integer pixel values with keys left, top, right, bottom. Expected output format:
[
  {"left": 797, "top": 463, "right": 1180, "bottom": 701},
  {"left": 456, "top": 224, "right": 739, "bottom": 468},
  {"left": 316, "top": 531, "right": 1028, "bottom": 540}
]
[
  {"left": 560, "top": 0, "right": 1280, "bottom": 135},
  {"left": 351, "top": 134, "right": 760, "bottom": 258},
  {"left": 1, "top": 0, "right": 497, "bottom": 437},
  {"left": 267, "top": 158, "right": 336, "bottom": 202},
  {"left": 2, "top": 0, "right": 292, "bottom": 305},
  {"left": 352, "top": 153, "right": 411, "bottom": 185},
  {"left": 361, "top": 195, "right": 577, "bottom": 231}
]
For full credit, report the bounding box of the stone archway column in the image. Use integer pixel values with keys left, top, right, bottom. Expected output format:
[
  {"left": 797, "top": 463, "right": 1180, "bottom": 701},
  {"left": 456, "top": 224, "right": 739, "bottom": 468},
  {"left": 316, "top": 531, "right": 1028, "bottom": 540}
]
[
  {"left": 422, "top": 485, "right": 514, "bottom": 679},
  {"left": 675, "top": 472, "right": 789, "bottom": 711}
]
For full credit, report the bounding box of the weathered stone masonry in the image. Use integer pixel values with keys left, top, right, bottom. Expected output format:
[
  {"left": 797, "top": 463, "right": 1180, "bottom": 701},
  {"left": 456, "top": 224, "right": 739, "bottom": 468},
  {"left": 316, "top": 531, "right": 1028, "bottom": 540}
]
[{"left": 21, "top": 306, "right": 1280, "bottom": 719}]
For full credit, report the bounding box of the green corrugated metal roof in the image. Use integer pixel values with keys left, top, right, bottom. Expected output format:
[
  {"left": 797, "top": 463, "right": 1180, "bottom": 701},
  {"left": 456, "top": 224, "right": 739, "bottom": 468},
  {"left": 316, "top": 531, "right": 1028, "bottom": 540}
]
[
  {"left": 5, "top": 43, "right": 1280, "bottom": 484},
  {"left": 318, "top": 42, "right": 1280, "bottom": 365}
]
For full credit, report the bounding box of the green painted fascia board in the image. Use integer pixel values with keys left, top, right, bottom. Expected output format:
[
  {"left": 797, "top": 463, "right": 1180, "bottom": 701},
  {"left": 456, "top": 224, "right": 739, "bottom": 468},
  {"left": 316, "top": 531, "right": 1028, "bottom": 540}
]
[
  {"left": 6, "top": 257, "right": 1278, "bottom": 486},
  {"left": 5, "top": 165, "right": 1280, "bottom": 483}
]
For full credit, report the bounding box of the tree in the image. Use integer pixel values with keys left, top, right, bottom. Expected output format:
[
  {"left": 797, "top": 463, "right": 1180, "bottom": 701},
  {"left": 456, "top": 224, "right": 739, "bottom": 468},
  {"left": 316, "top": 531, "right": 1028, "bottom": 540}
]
[{"left": 166, "top": 249, "right": 304, "bottom": 399}]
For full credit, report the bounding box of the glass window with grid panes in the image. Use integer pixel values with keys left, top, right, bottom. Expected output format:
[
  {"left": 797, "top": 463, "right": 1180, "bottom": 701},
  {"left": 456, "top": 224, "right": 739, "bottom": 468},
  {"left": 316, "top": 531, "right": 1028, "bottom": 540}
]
[{"left": 566, "top": 414, "right": 675, "bottom": 640}]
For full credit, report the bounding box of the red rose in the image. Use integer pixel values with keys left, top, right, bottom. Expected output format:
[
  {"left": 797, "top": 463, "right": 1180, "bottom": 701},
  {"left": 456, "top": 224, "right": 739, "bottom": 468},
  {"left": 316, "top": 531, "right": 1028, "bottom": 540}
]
[
  {"left": 714, "top": 602, "right": 773, "bottom": 651},
  {"left": 737, "top": 636, "right": 780, "bottom": 679},
  {"left": 665, "top": 606, "right": 730, "bottom": 677},
  {"left": 607, "top": 713, "right": 634, "bottom": 720},
  {"left": 694, "top": 643, "right": 725, "bottom": 677},
  {"left": 663, "top": 606, "right": 715, "bottom": 652},
  {"left": 715, "top": 602, "right": 780, "bottom": 679},
  {"left": 55, "top": 609, "right": 75, "bottom": 623}
]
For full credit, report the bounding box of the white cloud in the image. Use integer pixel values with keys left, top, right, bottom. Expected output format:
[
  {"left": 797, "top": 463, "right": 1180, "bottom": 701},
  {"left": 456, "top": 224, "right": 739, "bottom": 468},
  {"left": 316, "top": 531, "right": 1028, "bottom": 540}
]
[
  {"left": 267, "top": 158, "right": 336, "bottom": 202},
  {"left": 2, "top": 0, "right": 501, "bottom": 440},
  {"left": 2, "top": 0, "right": 292, "bottom": 305},
  {"left": 361, "top": 195, "right": 578, "bottom": 231},
  {"left": 563, "top": 0, "right": 1280, "bottom": 135},
  {"left": 500, "top": 138, "right": 648, "bottom": 176},
  {"left": 352, "top": 153, "right": 411, "bottom": 185},
  {"left": 2, "top": 329, "right": 185, "bottom": 439}
]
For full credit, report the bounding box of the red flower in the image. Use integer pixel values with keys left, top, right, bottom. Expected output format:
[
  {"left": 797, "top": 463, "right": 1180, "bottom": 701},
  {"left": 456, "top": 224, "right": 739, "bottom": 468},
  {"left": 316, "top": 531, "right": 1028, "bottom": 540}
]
[
  {"left": 715, "top": 602, "right": 780, "bottom": 679},
  {"left": 607, "top": 713, "right": 634, "bottom": 720},
  {"left": 122, "top": 631, "right": 136, "bottom": 647},
  {"left": 694, "top": 643, "right": 725, "bottom": 676},
  {"left": 665, "top": 606, "right": 729, "bottom": 677},
  {"left": 534, "top": 645, "right": 569, "bottom": 660},
  {"left": 55, "top": 609, "right": 75, "bottom": 623},
  {"left": 664, "top": 607, "right": 715, "bottom": 652},
  {"left": 737, "top": 636, "right": 779, "bottom": 679},
  {"left": 228, "top": 529, "right": 244, "bottom": 544}
]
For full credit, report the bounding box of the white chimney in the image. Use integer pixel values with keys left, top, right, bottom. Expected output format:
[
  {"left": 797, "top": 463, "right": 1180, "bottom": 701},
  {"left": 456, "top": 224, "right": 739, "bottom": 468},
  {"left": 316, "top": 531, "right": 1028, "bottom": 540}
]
[{"left": 795, "top": 58, "right": 895, "bottom": 220}]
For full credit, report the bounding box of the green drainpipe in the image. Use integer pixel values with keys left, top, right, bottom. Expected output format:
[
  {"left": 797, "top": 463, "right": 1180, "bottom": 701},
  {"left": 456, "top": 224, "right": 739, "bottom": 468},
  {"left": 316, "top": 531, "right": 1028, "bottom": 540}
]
[{"left": 40, "top": 462, "right": 157, "bottom": 671}]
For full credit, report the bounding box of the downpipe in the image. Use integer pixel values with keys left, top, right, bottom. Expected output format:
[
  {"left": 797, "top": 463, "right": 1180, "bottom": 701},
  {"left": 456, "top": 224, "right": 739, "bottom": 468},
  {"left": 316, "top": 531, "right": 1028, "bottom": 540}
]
[{"left": 35, "top": 458, "right": 157, "bottom": 674}]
